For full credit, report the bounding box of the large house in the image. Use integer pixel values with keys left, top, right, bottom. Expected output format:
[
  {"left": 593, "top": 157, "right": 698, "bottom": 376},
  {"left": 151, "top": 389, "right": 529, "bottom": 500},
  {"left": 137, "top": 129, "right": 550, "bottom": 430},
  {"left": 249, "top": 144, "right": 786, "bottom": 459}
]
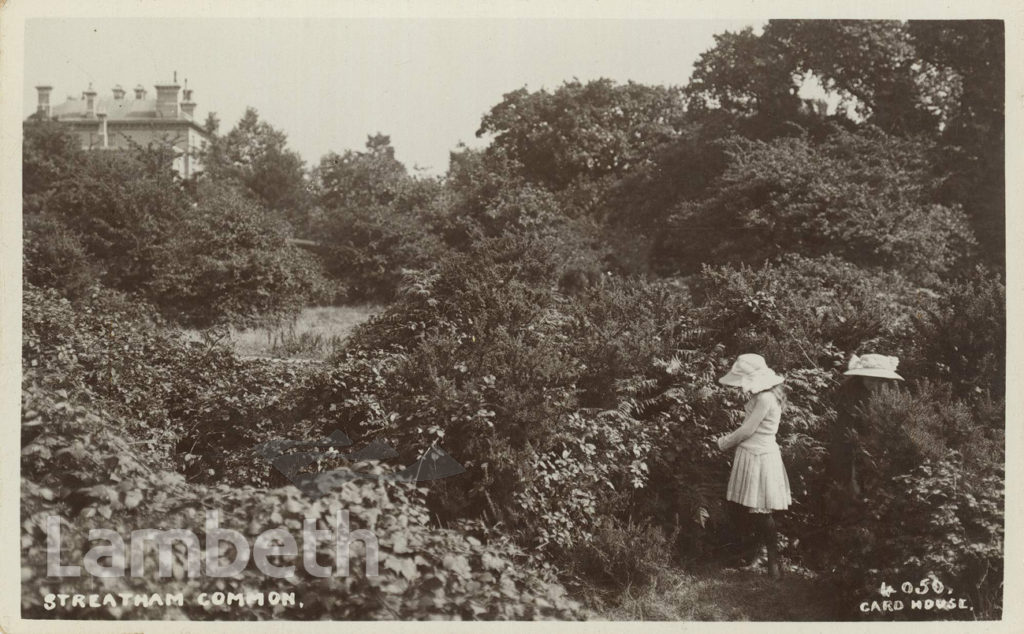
[{"left": 27, "top": 74, "right": 210, "bottom": 179}]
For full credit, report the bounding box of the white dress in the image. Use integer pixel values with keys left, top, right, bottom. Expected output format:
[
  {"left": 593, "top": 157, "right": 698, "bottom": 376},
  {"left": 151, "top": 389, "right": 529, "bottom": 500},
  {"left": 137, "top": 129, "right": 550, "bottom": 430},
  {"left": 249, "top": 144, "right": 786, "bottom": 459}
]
[{"left": 720, "top": 391, "right": 792, "bottom": 512}]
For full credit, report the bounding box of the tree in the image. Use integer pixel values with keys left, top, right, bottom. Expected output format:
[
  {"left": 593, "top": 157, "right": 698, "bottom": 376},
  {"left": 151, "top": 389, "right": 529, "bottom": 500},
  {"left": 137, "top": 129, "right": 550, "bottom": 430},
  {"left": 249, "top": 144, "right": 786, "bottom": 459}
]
[
  {"left": 22, "top": 120, "right": 84, "bottom": 212},
  {"left": 26, "top": 133, "right": 188, "bottom": 292},
  {"left": 311, "top": 134, "right": 446, "bottom": 302},
  {"left": 202, "top": 107, "right": 310, "bottom": 228},
  {"left": 312, "top": 133, "right": 409, "bottom": 211},
  {"left": 687, "top": 21, "right": 951, "bottom": 135},
  {"left": 685, "top": 26, "right": 802, "bottom": 123},
  {"left": 684, "top": 20, "right": 1004, "bottom": 268},
  {"left": 767, "top": 20, "right": 949, "bottom": 135},
  {"left": 477, "top": 79, "right": 688, "bottom": 189},
  {"left": 908, "top": 20, "right": 1005, "bottom": 270}
]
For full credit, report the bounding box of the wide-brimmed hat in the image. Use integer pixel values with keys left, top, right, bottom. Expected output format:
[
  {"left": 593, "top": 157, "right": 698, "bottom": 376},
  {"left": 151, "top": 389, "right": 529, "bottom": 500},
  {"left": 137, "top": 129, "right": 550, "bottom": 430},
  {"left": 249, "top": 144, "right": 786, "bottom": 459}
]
[
  {"left": 843, "top": 353, "right": 904, "bottom": 380},
  {"left": 718, "top": 353, "right": 785, "bottom": 393}
]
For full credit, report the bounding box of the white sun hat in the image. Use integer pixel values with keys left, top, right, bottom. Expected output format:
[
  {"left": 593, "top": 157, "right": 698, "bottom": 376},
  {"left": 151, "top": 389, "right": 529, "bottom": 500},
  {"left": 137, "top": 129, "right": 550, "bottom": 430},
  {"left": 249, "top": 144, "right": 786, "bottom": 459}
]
[
  {"left": 843, "top": 353, "right": 904, "bottom": 380},
  {"left": 718, "top": 353, "right": 785, "bottom": 393}
]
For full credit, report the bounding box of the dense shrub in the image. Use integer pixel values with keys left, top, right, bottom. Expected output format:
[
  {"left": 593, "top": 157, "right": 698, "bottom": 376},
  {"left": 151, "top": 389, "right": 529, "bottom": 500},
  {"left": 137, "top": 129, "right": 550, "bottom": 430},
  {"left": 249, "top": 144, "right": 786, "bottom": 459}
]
[
  {"left": 148, "top": 182, "right": 335, "bottom": 327},
  {"left": 24, "top": 284, "right": 191, "bottom": 470},
  {"left": 855, "top": 382, "right": 1002, "bottom": 494},
  {"left": 321, "top": 202, "right": 447, "bottom": 303},
  {"left": 322, "top": 237, "right": 700, "bottom": 552},
  {"left": 27, "top": 140, "right": 189, "bottom": 292},
  {"left": 815, "top": 383, "right": 1003, "bottom": 619},
  {"left": 22, "top": 280, "right": 586, "bottom": 620},
  {"left": 692, "top": 254, "right": 931, "bottom": 369},
  {"left": 23, "top": 120, "right": 85, "bottom": 213},
  {"left": 24, "top": 124, "right": 330, "bottom": 327},
  {"left": 23, "top": 212, "right": 101, "bottom": 299},
  {"left": 662, "top": 128, "right": 976, "bottom": 285},
  {"left": 333, "top": 236, "right": 577, "bottom": 523},
  {"left": 562, "top": 280, "right": 690, "bottom": 408},
  {"left": 906, "top": 265, "right": 1005, "bottom": 402}
]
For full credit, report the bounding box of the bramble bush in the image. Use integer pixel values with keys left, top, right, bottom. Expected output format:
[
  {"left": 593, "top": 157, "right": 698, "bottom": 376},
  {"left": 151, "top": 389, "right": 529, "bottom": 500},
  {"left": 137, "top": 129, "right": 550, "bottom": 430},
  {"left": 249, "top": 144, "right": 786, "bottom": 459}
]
[
  {"left": 22, "top": 282, "right": 584, "bottom": 620},
  {"left": 21, "top": 376, "right": 584, "bottom": 620},
  {"left": 322, "top": 235, "right": 696, "bottom": 553},
  {"left": 23, "top": 283, "right": 327, "bottom": 486}
]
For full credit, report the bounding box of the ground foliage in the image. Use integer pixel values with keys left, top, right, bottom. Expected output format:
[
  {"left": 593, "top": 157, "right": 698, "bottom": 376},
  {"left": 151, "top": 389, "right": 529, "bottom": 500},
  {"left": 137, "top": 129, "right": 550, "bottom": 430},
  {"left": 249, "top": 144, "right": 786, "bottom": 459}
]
[{"left": 22, "top": 284, "right": 583, "bottom": 620}]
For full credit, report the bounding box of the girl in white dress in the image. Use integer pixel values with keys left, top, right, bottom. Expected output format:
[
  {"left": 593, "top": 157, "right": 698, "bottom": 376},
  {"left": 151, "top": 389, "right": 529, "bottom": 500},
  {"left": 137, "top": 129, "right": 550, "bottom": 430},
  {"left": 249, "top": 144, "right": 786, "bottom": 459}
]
[{"left": 716, "top": 353, "right": 792, "bottom": 579}]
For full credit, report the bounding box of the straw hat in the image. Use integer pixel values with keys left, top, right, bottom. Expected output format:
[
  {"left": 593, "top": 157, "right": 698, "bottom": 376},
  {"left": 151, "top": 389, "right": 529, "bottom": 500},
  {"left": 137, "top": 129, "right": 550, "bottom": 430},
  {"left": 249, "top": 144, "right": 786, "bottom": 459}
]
[
  {"left": 718, "top": 353, "right": 785, "bottom": 393},
  {"left": 843, "top": 353, "right": 904, "bottom": 380}
]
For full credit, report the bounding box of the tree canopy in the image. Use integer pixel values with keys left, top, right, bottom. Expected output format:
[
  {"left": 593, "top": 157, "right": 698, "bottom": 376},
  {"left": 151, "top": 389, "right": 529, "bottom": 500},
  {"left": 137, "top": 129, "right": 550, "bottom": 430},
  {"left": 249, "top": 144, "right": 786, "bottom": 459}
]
[
  {"left": 202, "top": 107, "right": 311, "bottom": 227},
  {"left": 477, "top": 79, "right": 688, "bottom": 189},
  {"left": 683, "top": 19, "right": 1004, "bottom": 266}
]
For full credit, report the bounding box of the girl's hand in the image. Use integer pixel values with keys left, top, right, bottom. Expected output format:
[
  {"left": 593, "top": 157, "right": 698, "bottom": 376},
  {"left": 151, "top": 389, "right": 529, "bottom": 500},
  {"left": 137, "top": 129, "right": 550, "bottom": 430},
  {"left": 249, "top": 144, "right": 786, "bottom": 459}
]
[{"left": 716, "top": 436, "right": 728, "bottom": 451}]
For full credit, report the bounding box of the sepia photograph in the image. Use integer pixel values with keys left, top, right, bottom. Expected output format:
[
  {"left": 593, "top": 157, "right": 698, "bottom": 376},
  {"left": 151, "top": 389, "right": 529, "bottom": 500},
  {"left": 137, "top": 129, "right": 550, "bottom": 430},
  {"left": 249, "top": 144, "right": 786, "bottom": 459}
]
[{"left": 1, "top": 0, "right": 1016, "bottom": 629}]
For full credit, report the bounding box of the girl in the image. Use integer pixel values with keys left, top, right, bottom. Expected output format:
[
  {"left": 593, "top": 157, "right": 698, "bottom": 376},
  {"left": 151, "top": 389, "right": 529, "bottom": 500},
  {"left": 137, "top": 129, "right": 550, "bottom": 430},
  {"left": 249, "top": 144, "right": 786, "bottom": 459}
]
[
  {"left": 716, "top": 353, "right": 791, "bottom": 579},
  {"left": 829, "top": 353, "right": 904, "bottom": 500}
]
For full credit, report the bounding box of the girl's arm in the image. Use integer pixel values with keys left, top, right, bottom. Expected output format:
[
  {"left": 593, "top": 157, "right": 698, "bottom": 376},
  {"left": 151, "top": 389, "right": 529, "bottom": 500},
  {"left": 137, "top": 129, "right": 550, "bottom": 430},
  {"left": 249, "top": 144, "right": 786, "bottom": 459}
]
[{"left": 717, "top": 393, "right": 771, "bottom": 451}]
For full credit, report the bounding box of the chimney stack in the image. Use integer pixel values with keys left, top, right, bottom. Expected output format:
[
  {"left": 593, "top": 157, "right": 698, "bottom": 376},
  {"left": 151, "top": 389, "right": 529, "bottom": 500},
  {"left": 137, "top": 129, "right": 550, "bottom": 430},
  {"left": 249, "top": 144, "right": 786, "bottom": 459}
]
[
  {"left": 153, "top": 76, "right": 181, "bottom": 118},
  {"left": 112, "top": 84, "right": 125, "bottom": 100},
  {"left": 83, "top": 83, "right": 97, "bottom": 119},
  {"left": 134, "top": 84, "right": 147, "bottom": 100},
  {"left": 35, "top": 85, "right": 53, "bottom": 118},
  {"left": 180, "top": 79, "right": 196, "bottom": 118}
]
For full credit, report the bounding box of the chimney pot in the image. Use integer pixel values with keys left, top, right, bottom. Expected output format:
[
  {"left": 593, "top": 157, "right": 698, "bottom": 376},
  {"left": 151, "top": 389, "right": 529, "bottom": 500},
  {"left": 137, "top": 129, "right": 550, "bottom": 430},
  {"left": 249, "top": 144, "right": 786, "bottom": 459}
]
[
  {"left": 35, "top": 85, "right": 53, "bottom": 118},
  {"left": 154, "top": 79, "right": 181, "bottom": 118},
  {"left": 83, "top": 84, "right": 98, "bottom": 118}
]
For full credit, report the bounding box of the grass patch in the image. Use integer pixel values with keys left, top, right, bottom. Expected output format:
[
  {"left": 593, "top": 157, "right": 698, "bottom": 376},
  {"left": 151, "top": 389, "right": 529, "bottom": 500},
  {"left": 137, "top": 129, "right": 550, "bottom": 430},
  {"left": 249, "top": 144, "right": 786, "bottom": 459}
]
[
  {"left": 184, "top": 305, "right": 381, "bottom": 360},
  {"left": 578, "top": 565, "right": 840, "bottom": 621}
]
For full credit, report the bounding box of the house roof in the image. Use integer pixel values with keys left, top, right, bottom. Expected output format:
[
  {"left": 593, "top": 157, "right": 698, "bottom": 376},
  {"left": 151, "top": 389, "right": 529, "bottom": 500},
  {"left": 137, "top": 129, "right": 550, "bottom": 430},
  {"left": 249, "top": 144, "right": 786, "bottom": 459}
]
[{"left": 48, "top": 97, "right": 192, "bottom": 122}]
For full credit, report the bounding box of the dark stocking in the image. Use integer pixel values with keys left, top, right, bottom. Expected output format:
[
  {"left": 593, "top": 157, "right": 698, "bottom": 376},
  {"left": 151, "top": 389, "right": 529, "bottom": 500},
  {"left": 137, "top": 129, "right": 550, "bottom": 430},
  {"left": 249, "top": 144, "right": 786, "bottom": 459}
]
[
  {"left": 743, "top": 519, "right": 762, "bottom": 564},
  {"left": 754, "top": 513, "right": 780, "bottom": 579}
]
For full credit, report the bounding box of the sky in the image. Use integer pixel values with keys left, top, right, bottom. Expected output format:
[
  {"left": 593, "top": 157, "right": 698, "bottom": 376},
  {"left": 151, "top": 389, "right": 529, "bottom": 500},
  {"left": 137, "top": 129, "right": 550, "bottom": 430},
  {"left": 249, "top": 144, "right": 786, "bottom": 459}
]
[{"left": 24, "top": 18, "right": 761, "bottom": 175}]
